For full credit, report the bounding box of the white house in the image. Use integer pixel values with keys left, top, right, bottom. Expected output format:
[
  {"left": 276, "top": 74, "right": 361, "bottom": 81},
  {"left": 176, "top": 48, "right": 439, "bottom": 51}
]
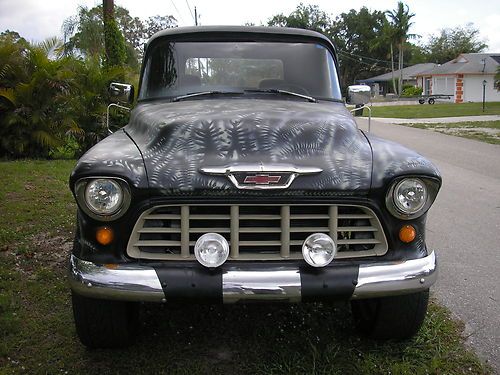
[
  {"left": 359, "top": 63, "right": 437, "bottom": 96},
  {"left": 415, "top": 53, "right": 500, "bottom": 103}
]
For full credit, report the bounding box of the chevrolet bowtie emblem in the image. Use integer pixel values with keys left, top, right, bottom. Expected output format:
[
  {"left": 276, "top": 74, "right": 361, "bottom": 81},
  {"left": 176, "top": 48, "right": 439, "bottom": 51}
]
[
  {"left": 199, "top": 163, "right": 322, "bottom": 190},
  {"left": 243, "top": 174, "right": 282, "bottom": 185}
]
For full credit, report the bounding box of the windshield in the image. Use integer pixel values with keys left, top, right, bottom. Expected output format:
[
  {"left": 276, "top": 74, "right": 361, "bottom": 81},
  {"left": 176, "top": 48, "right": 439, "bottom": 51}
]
[{"left": 139, "top": 41, "right": 342, "bottom": 101}]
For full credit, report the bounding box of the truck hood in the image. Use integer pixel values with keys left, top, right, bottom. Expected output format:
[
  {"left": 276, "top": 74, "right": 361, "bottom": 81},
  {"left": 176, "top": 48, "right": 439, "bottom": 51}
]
[{"left": 125, "top": 99, "right": 372, "bottom": 193}]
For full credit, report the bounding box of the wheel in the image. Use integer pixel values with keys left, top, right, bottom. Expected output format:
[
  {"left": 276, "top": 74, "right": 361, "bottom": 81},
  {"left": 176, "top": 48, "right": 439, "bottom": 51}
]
[
  {"left": 351, "top": 290, "right": 429, "bottom": 340},
  {"left": 428, "top": 98, "right": 435, "bottom": 105},
  {"left": 418, "top": 98, "right": 425, "bottom": 104},
  {"left": 72, "top": 293, "right": 140, "bottom": 348}
]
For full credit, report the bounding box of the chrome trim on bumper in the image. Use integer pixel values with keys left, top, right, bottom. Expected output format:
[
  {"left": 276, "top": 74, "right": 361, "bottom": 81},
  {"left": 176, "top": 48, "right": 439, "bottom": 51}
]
[
  {"left": 68, "top": 251, "right": 437, "bottom": 303},
  {"left": 68, "top": 255, "right": 165, "bottom": 302},
  {"left": 352, "top": 250, "right": 437, "bottom": 299},
  {"left": 222, "top": 269, "right": 301, "bottom": 303}
]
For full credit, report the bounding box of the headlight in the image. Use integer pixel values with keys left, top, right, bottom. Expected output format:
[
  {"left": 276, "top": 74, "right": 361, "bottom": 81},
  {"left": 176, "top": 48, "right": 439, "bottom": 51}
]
[
  {"left": 75, "top": 177, "right": 131, "bottom": 220},
  {"left": 393, "top": 178, "right": 427, "bottom": 214},
  {"left": 386, "top": 177, "right": 439, "bottom": 220},
  {"left": 85, "top": 179, "right": 123, "bottom": 214}
]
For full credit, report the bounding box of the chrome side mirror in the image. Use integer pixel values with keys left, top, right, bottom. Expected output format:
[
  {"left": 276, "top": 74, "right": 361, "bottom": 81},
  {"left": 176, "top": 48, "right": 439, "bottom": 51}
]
[
  {"left": 109, "top": 82, "right": 134, "bottom": 104},
  {"left": 347, "top": 85, "right": 371, "bottom": 105}
]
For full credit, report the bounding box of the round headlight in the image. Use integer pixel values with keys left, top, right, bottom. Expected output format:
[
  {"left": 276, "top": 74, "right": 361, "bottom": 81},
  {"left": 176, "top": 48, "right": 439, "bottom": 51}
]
[
  {"left": 302, "top": 233, "right": 336, "bottom": 267},
  {"left": 194, "top": 233, "right": 229, "bottom": 268},
  {"left": 84, "top": 179, "right": 123, "bottom": 215},
  {"left": 393, "top": 178, "right": 427, "bottom": 215}
]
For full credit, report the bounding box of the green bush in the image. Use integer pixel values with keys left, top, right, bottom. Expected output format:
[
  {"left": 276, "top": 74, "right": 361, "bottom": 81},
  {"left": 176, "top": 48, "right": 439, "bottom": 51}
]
[
  {"left": 49, "top": 136, "right": 81, "bottom": 159},
  {"left": 0, "top": 34, "right": 137, "bottom": 159},
  {"left": 402, "top": 86, "right": 423, "bottom": 97}
]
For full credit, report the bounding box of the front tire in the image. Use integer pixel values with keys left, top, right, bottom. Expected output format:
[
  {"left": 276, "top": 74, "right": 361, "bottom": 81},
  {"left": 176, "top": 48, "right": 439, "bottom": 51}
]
[
  {"left": 351, "top": 290, "right": 429, "bottom": 340},
  {"left": 72, "top": 293, "right": 140, "bottom": 348}
]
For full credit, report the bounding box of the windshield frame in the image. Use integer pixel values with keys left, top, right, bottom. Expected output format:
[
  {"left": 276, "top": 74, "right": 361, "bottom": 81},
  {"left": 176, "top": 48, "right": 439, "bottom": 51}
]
[{"left": 137, "top": 31, "right": 342, "bottom": 103}]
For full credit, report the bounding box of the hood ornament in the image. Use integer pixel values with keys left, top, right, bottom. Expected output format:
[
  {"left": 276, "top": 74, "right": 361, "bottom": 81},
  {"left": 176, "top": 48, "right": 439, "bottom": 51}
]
[{"left": 199, "top": 163, "right": 322, "bottom": 190}]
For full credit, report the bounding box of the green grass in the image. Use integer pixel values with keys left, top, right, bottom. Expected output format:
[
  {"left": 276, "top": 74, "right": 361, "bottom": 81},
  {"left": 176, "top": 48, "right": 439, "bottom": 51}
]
[
  {"left": 363, "top": 102, "right": 500, "bottom": 118},
  {"left": 0, "top": 160, "right": 491, "bottom": 374},
  {"left": 403, "top": 121, "right": 500, "bottom": 145}
]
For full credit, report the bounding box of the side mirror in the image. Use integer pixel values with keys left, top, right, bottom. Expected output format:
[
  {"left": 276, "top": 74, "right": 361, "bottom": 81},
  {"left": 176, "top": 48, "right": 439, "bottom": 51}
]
[
  {"left": 346, "top": 85, "right": 371, "bottom": 105},
  {"left": 109, "top": 82, "right": 134, "bottom": 104}
]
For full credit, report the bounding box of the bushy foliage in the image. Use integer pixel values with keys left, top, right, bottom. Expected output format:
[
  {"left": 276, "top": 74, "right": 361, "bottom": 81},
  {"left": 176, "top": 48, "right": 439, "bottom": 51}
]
[
  {"left": 424, "top": 24, "right": 487, "bottom": 64},
  {"left": 401, "top": 85, "right": 423, "bottom": 97},
  {"left": 0, "top": 34, "right": 137, "bottom": 159},
  {"left": 268, "top": 5, "right": 392, "bottom": 92},
  {"left": 62, "top": 5, "right": 177, "bottom": 65},
  {"left": 103, "top": 17, "right": 127, "bottom": 67}
]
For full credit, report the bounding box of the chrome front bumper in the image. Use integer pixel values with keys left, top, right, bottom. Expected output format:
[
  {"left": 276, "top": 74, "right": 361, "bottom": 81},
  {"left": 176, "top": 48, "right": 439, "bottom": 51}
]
[{"left": 69, "top": 251, "right": 437, "bottom": 303}]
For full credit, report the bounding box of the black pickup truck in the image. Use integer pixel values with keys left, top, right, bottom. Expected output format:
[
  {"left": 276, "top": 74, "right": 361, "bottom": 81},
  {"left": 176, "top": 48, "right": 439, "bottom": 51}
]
[{"left": 68, "top": 26, "right": 441, "bottom": 348}]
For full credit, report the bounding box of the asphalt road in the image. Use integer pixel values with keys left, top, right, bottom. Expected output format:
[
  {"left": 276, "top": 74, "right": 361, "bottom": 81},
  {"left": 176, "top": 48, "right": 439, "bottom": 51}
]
[{"left": 357, "top": 118, "right": 500, "bottom": 372}]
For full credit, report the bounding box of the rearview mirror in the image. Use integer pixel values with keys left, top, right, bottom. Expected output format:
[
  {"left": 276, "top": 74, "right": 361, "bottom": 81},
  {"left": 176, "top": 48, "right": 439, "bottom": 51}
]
[
  {"left": 109, "top": 82, "right": 134, "bottom": 104},
  {"left": 346, "top": 85, "right": 371, "bottom": 105}
]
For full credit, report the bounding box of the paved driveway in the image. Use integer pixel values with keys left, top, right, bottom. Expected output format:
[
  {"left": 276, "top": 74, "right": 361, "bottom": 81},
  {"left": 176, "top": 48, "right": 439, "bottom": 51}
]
[{"left": 357, "top": 118, "right": 500, "bottom": 373}]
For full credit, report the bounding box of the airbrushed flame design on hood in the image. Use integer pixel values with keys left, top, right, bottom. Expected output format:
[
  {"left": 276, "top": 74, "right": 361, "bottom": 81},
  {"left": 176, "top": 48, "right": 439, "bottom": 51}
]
[{"left": 125, "top": 99, "right": 373, "bottom": 192}]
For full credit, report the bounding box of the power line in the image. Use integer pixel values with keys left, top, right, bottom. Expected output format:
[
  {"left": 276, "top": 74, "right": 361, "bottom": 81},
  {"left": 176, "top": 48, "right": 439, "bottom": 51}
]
[
  {"left": 339, "top": 49, "right": 413, "bottom": 68},
  {"left": 337, "top": 52, "right": 392, "bottom": 71},
  {"left": 340, "top": 50, "right": 391, "bottom": 66},
  {"left": 185, "top": 0, "right": 195, "bottom": 23},
  {"left": 169, "top": 0, "right": 184, "bottom": 23}
]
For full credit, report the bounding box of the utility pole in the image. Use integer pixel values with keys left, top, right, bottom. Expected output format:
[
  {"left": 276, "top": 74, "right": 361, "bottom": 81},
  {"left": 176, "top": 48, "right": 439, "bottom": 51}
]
[{"left": 194, "top": 6, "right": 198, "bottom": 26}]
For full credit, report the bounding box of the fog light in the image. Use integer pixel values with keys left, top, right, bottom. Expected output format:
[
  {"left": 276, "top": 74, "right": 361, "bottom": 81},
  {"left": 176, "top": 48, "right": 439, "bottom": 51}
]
[
  {"left": 96, "top": 227, "right": 114, "bottom": 245},
  {"left": 194, "top": 233, "right": 229, "bottom": 268},
  {"left": 302, "top": 233, "right": 336, "bottom": 267},
  {"left": 399, "top": 225, "right": 416, "bottom": 243}
]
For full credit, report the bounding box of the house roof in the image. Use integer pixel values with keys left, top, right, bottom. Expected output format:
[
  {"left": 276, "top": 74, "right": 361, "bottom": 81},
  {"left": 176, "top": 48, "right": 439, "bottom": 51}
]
[
  {"left": 416, "top": 53, "right": 500, "bottom": 75},
  {"left": 359, "top": 63, "right": 438, "bottom": 82}
]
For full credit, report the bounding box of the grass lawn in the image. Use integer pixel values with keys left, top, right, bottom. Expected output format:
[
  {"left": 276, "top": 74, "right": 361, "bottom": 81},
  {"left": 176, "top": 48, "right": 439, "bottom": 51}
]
[
  {"left": 403, "top": 121, "right": 500, "bottom": 145},
  {"left": 0, "top": 160, "right": 491, "bottom": 374},
  {"left": 363, "top": 102, "right": 500, "bottom": 118}
]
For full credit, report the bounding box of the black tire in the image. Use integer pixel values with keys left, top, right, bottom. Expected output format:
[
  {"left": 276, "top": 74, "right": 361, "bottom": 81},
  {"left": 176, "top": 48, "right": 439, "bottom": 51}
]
[
  {"left": 418, "top": 98, "right": 425, "bottom": 104},
  {"left": 351, "top": 290, "right": 429, "bottom": 340},
  {"left": 428, "top": 98, "right": 435, "bottom": 105},
  {"left": 72, "top": 293, "right": 140, "bottom": 348}
]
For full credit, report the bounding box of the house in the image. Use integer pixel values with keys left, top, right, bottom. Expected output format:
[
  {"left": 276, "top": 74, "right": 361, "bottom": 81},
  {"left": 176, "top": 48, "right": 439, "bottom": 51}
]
[
  {"left": 359, "top": 63, "right": 437, "bottom": 96},
  {"left": 416, "top": 53, "right": 500, "bottom": 103}
]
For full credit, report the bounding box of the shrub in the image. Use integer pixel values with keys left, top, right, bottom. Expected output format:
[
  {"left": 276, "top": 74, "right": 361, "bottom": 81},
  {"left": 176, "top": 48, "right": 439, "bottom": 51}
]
[
  {"left": 402, "top": 86, "right": 423, "bottom": 97},
  {"left": 49, "top": 136, "right": 81, "bottom": 159}
]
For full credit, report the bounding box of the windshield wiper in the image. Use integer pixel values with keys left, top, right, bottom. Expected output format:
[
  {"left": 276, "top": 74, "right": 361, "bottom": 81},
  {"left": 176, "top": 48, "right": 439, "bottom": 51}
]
[
  {"left": 245, "top": 88, "right": 318, "bottom": 103},
  {"left": 171, "top": 90, "right": 243, "bottom": 102}
]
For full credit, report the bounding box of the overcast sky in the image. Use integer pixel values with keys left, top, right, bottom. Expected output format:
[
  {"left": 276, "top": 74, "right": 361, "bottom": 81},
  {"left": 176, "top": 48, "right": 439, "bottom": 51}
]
[{"left": 1, "top": 0, "right": 499, "bottom": 52}]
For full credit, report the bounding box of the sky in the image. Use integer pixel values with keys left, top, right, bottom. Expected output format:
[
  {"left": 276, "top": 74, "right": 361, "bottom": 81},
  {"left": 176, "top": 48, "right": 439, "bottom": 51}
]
[{"left": 0, "top": 0, "right": 499, "bottom": 52}]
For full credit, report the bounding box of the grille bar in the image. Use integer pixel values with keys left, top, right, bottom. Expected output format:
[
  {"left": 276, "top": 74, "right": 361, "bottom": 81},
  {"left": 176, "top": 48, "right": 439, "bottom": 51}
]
[
  {"left": 127, "top": 204, "right": 388, "bottom": 261},
  {"left": 230, "top": 205, "right": 239, "bottom": 258},
  {"left": 280, "top": 206, "right": 290, "bottom": 258}
]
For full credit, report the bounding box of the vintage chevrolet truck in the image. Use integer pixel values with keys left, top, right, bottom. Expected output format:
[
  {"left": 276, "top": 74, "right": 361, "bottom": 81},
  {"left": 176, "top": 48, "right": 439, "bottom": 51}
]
[{"left": 68, "top": 26, "right": 440, "bottom": 348}]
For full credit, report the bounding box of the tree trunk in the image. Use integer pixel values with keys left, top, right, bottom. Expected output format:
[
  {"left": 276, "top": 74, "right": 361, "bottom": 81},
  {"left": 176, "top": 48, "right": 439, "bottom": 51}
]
[
  {"left": 390, "top": 43, "right": 397, "bottom": 95},
  {"left": 398, "top": 40, "right": 404, "bottom": 97},
  {"left": 103, "top": 0, "right": 114, "bottom": 20}
]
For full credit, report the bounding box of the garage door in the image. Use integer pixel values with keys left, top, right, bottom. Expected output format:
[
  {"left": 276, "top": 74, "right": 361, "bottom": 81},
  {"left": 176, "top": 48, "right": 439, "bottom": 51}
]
[{"left": 463, "top": 76, "right": 483, "bottom": 102}]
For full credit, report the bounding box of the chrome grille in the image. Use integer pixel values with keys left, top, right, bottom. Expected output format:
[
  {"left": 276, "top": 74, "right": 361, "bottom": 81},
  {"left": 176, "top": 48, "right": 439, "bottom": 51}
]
[{"left": 127, "top": 205, "right": 388, "bottom": 261}]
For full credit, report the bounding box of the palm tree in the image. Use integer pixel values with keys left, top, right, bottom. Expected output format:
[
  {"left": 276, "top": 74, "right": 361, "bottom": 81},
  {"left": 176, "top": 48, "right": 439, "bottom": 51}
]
[
  {"left": 0, "top": 38, "right": 82, "bottom": 157},
  {"left": 386, "top": 2, "right": 417, "bottom": 96}
]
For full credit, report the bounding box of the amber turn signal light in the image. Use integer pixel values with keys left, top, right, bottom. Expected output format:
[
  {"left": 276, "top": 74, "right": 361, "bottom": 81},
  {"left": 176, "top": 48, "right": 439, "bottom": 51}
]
[
  {"left": 399, "top": 225, "right": 416, "bottom": 243},
  {"left": 96, "top": 227, "right": 114, "bottom": 245}
]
